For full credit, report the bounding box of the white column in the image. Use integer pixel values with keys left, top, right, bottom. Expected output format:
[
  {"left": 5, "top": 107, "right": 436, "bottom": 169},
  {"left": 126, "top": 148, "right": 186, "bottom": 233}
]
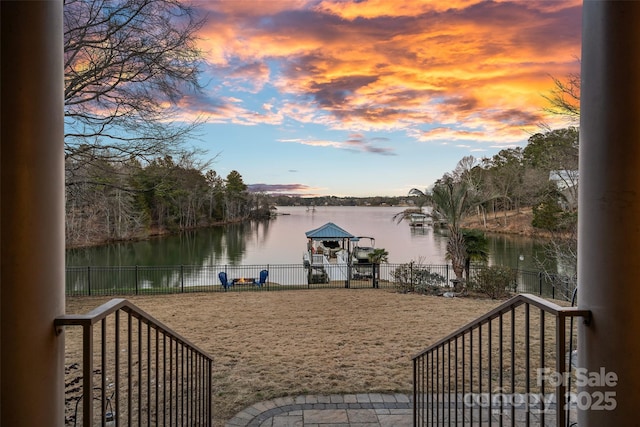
[
  {"left": 1, "top": 1, "right": 66, "bottom": 425},
  {"left": 579, "top": 1, "right": 640, "bottom": 425}
]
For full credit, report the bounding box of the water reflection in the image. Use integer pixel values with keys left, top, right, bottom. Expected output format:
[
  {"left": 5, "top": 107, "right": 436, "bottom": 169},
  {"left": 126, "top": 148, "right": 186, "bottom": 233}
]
[
  {"left": 409, "top": 226, "right": 430, "bottom": 236},
  {"left": 67, "top": 206, "right": 558, "bottom": 272},
  {"left": 66, "top": 206, "right": 573, "bottom": 294},
  {"left": 485, "top": 233, "right": 558, "bottom": 272},
  {"left": 66, "top": 220, "right": 275, "bottom": 267}
]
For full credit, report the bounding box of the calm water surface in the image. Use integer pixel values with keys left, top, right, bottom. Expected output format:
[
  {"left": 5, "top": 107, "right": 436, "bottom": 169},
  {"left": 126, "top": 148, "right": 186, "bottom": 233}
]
[{"left": 66, "top": 206, "right": 555, "bottom": 271}]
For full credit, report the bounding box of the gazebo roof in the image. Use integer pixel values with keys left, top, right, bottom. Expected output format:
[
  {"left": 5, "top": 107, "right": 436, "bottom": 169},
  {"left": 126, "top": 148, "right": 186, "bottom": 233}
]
[{"left": 305, "top": 222, "right": 354, "bottom": 240}]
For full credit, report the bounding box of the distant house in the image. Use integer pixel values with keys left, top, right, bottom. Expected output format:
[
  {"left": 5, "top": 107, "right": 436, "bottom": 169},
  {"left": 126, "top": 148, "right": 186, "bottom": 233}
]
[{"left": 549, "top": 170, "right": 579, "bottom": 210}]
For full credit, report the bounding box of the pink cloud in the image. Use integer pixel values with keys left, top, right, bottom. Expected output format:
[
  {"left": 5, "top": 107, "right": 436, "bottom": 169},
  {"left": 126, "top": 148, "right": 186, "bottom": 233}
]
[{"left": 189, "top": 0, "right": 581, "bottom": 146}]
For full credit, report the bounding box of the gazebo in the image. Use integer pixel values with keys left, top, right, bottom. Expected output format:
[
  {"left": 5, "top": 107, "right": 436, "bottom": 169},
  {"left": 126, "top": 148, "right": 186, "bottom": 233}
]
[
  {"left": 305, "top": 222, "right": 355, "bottom": 255},
  {"left": 304, "top": 222, "right": 355, "bottom": 285}
]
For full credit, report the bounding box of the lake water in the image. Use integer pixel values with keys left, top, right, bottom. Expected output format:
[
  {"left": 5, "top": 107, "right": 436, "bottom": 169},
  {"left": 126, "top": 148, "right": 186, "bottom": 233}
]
[{"left": 66, "top": 206, "right": 555, "bottom": 272}]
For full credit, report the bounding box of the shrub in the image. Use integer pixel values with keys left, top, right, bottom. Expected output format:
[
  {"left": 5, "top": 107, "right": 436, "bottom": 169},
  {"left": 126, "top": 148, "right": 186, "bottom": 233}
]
[
  {"left": 391, "top": 261, "right": 447, "bottom": 294},
  {"left": 469, "top": 265, "right": 517, "bottom": 299},
  {"left": 532, "top": 199, "right": 563, "bottom": 231},
  {"left": 532, "top": 194, "right": 577, "bottom": 232}
]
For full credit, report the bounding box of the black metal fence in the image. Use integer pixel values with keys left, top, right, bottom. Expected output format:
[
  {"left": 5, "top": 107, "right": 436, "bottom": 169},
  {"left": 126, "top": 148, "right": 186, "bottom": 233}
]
[{"left": 66, "top": 263, "right": 576, "bottom": 301}]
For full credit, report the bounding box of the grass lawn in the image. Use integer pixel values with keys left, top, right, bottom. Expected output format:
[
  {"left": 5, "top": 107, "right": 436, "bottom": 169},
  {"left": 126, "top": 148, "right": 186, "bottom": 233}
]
[{"left": 66, "top": 289, "right": 503, "bottom": 426}]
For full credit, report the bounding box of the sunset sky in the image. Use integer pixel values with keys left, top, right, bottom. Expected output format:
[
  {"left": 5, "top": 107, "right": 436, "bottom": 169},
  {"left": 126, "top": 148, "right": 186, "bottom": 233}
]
[{"left": 182, "top": 0, "right": 581, "bottom": 197}]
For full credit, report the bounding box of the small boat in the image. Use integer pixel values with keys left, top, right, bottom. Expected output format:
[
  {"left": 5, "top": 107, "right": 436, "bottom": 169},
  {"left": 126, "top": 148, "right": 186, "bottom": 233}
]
[
  {"left": 351, "top": 237, "right": 375, "bottom": 278},
  {"left": 408, "top": 212, "right": 429, "bottom": 227},
  {"left": 351, "top": 236, "right": 375, "bottom": 262}
]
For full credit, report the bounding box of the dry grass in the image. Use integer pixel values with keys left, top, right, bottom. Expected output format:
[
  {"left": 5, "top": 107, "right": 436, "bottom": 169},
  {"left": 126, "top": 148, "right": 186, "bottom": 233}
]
[
  {"left": 66, "top": 289, "right": 503, "bottom": 425},
  {"left": 462, "top": 207, "right": 543, "bottom": 237}
]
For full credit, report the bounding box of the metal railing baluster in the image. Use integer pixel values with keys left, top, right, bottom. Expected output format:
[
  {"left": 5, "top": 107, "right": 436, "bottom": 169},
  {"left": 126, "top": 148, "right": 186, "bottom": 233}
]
[
  {"left": 411, "top": 294, "right": 590, "bottom": 427},
  {"left": 540, "top": 309, "right": 545, "bottom": 426},
  {"left": 56, "top": 299, "right": 214, "bottom": 426},
  {"left": 499, "top": 312, "right": 504, "bottom": 427}
]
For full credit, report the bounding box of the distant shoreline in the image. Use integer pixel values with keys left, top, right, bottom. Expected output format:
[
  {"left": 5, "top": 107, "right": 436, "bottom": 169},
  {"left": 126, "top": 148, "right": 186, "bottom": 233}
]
[
  {"left": 66, "top": 205, "right": 557, "bottom": 251},
  {"left": 461, "top": 207, "right": 559, "bottom": 239}
]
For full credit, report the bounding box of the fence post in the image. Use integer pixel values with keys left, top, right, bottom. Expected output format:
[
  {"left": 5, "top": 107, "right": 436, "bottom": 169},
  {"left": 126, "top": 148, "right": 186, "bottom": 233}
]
[
  {"left": 87, "top": 266, "right": 91, "bottom": 296},
  {"left": 346, "top": 264, "right": 350, "bottom": 288},
  {"left": 135, "top": 265, "right": 139, "bottom": 295},
  {"left": 372, "top": 263, "right": 376, "bottom": 288},
  {"left": 181, "top": 265, "right": 184, "bottom": 293},
  {"left": 410, "top": 262, "right": 414, "bottom": 288},
  {"left": 538, "top": 272, "right": 543, "bottom": 296}
]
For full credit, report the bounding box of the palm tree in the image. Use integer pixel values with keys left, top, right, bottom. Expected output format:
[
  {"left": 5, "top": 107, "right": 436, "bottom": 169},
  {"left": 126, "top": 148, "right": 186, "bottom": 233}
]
[
  {"left": 430, "top": 178, "right": 477, "bottom": 282},
  {"left": 368, "top": 248, "right": 389, "bottom": 264},
  {"left": 461, "top": 229, "right": 489, "bottom": 281},
  {"left": 392, "top": 187, "right": 430, "bottom": 224},
  {"left": 408, "top": 187, "right": 430, "bottom": 208}
]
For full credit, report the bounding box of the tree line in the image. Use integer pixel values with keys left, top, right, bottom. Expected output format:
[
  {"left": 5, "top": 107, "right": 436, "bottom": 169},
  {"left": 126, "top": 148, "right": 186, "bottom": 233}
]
[
  {"left": 61, "top": 0, "right": 266, "bottom": 248},
  {"left": 270, "top": 195, "right": 408, "bottom": 207},
  {"left": 404, "top": 126, "right": 578, "bottom": 292},
  {"left": 65, "top": 155, "right": 272, "bottom": 247}
]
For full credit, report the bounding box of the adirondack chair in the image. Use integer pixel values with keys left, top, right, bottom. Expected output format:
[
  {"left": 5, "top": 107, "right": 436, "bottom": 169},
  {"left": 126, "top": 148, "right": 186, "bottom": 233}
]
[
  {"left": 256, "top": 269, "right": 268, "bottom": 287},
  {"left": 218, "top": 271, "right": 230, "bottom": 289}
]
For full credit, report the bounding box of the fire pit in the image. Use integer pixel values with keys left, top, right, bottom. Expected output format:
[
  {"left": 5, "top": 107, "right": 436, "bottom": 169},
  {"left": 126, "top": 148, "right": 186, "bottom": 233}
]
[{"left": 232, "top": 277, "right": 256, "bottom": 285}]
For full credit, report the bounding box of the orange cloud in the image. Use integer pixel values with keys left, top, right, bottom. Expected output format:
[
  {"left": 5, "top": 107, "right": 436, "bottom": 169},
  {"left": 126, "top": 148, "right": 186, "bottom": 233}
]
[{"left": 192, "top": 0, "right": 581, "bottom": 146}]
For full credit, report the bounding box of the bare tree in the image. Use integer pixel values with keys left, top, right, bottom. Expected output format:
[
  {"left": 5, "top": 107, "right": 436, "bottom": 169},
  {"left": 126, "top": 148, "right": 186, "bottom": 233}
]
[
  {"left": 451, "top": 155, "right": 478, "bottom": 182},
  {"left": 536, "top": 67, "right": 581, "bottom": 296},
  {"left": 483, "top": 148, "right": 525, "bottom": 224},
  {"left": 536, "top": 220, "right": 578, "bottom": 302},
  {"left": 542, "top": 72, "right": 580, "bottom": 123},
  {"left": 63, "top": 0, "right": 205, "bottom": 180}
]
